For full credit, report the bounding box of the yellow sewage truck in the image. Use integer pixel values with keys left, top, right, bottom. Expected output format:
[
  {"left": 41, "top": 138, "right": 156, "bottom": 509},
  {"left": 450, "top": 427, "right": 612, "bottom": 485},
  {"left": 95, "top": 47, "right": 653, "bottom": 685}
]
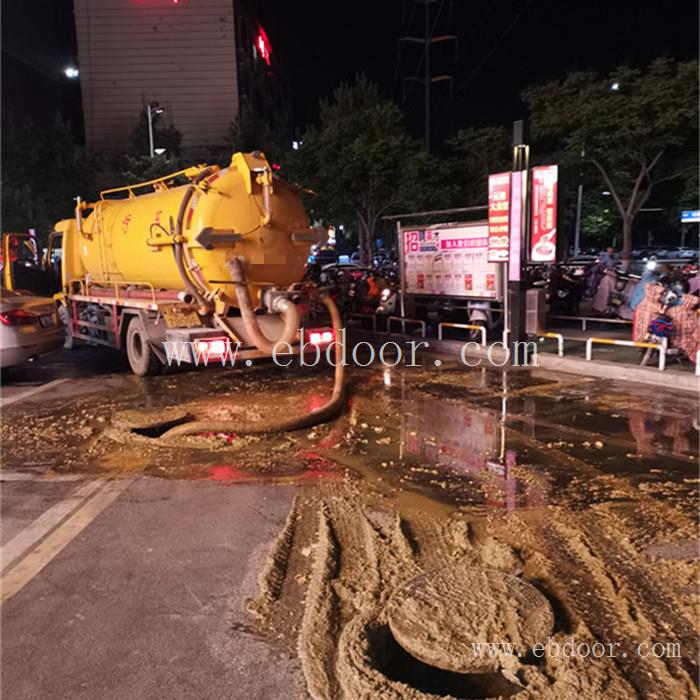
[{"left": 5, "top": 152, "right": 329, "bottom": 375}]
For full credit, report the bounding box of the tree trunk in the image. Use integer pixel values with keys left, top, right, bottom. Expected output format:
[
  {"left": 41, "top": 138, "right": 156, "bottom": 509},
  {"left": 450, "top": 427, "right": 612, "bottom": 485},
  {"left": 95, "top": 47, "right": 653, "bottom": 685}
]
[
  {"left": 622, "top": 216, "right": 633, "bottom": 264},
  {"left": 357, "top": 218, "right": 370, "bottom": 266}
]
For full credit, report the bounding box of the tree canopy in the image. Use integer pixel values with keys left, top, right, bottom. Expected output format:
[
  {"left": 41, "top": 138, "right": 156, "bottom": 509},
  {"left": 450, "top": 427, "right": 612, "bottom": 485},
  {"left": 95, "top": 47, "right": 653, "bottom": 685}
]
[
  {"left": 525, "top": 58, "right": 698, "bottom": 259},
  {"left": 1, "top": 116, "right": 99, "bottom": 241},
  {"left": 286, "top": 76, "right": 453, "bottom": 261}
]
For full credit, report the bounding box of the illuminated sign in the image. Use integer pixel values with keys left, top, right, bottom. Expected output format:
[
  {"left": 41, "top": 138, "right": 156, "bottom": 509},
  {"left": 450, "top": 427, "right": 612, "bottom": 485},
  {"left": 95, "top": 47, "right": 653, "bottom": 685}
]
[
  {"left": 255, "top": 27, "right": 272, "bottom": 66},
  {"left": 530, "top": 165, "right": 558, "bottom": 263},
  {"left": 487, "top": 172, "right": 511, "bottom": 262}
]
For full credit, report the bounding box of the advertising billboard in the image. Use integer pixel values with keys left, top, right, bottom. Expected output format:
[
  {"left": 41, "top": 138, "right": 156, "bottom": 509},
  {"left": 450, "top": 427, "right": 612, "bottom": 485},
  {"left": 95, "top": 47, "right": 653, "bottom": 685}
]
[
  {"left": 487, "top": 172, "right": 511, "bottom": 262},
  {"left": 530, "top": 165, "right": 558, "bottom": 262},
  {"left": 402, "top": 223, "right": 501, "bottom": 300}
]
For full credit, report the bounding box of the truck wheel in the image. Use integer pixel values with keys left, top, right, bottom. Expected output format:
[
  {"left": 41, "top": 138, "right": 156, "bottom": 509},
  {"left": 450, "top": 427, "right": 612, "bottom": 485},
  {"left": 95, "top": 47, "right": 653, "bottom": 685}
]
[
  {"left": 126, "top": 317, "right": 161, "bottom": 376},
  {"left": 57, "top": 305, "right": 75, "bottom": 350}
]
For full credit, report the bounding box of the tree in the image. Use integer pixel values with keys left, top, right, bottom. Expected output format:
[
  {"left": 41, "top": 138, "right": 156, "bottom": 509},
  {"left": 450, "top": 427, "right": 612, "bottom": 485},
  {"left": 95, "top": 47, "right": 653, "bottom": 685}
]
[
  {"left": 1, "top": 116, "right": 99, "bottom": 241},
  {"left": 524, "top": 58, "right": 698, "bottom": 260},
  {"left": 117, "top": 111, "right": 184, "bottom": 184},
  {"left": 287, "top": 76, "right": 450, "bottom": 263},
  {"left": 210, "top": 105, "right": 286, "bottom": 167},
  {"left": 447, "top": 126, "right": 511, "bottom": 205},
  {"left": 128, "top": 110, "right": 182, "bottom": 158}
]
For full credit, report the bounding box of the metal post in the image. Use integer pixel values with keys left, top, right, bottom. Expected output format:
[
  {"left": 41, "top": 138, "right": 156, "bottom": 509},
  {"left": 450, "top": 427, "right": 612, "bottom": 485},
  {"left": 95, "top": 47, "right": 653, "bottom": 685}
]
[
  {"left": 506, "top": 119, "right": 530, "bottom": 354},
  {"left": 147, "top": 103, "right": 155, "bottom": 159},
  {"left": 574, "top": 183, "right": 583, "bottom": 256},
  {"left": 573, "top": 142, "right": 585, "bottom": 256},
  {"left": 396, "top": 220, "right": 406, "bottom": 319}
]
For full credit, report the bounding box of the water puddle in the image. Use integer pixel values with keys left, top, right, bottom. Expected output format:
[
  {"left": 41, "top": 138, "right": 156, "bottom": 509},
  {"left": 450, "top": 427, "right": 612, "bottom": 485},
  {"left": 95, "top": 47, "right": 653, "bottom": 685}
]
[{"left": 2, "top": 361, "right": 697, "bottom": 514}]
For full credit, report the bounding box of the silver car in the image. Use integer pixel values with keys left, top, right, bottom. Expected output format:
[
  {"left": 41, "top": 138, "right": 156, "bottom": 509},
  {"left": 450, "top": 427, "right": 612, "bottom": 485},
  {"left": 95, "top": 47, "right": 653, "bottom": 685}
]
[{"left": 0, "top": 290, "right": 64, "bottom": 368}]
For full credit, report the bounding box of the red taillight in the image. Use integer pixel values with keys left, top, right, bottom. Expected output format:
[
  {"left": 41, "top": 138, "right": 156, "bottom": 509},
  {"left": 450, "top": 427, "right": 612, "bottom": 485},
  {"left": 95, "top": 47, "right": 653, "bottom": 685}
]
[
  {"left": 308, "top": 329, "right": 334, "bottom": 346},
  {"left": 0, "top": 309, "right": 39, "bottom": 326},
  {"left": 194, "top": 338, "right": 229, "bottom": 356}
]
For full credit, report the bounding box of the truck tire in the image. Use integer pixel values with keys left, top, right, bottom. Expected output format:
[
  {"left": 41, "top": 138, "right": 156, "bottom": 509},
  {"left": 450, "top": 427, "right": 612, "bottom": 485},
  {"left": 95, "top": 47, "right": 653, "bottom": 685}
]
[
  {"left": 57, "top": 304, "right": 75, "bottom": 350},
  {"left": 126, "top": 316, "right": 161, "bottom": 376}
]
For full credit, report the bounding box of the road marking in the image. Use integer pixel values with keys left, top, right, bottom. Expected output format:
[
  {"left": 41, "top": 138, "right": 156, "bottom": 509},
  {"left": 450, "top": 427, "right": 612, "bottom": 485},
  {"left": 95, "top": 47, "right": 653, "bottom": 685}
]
[
  {"left": 1, "top": 480, "right": 105, "bottom": 574},
  {"left": 0, "top": 479, "right": 131, "bottom": 605},
  {"left": 0, "top": 378, "right": 70, "bottom": 407},
  {"left": 0, "top": 472, "right": 83, "bottom": 482}
]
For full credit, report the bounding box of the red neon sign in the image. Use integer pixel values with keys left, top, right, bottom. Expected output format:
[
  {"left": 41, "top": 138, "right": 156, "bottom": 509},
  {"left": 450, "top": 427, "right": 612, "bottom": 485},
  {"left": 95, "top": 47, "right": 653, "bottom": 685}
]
[{"left": 255, "top": 27, "right": 271, "bottom": 66}]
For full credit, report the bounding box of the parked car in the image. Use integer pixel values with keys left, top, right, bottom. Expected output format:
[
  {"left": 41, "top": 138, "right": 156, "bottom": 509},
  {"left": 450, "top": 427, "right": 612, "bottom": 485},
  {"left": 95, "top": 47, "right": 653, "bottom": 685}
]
[
  {"left": 0, "top": 289, "right": 64, "bottom": 369},
  {"left": 307, "top": 249, "right": 337, "bottom": 267}
]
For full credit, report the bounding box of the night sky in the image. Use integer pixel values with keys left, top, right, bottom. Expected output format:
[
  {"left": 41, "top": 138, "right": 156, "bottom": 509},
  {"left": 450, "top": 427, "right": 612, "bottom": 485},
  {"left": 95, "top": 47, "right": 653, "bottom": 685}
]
[
  {"left": 258, "top": 0, "right": 698, "bottom": 137},
  {"left": 3, "top": 0, "right": 698, "bottom": 142}
]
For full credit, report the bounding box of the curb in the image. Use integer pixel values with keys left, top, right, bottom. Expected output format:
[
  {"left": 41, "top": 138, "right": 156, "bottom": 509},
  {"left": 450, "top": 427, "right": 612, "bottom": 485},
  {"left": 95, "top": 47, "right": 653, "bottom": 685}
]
[{"left": 346, "top": 328, "right": 700, "bottom": 394}]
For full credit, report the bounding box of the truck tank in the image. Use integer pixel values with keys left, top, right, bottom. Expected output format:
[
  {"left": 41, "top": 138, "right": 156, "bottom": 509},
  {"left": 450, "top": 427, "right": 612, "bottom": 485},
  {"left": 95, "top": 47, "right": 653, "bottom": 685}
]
[{"left": 71, "top": 152, "right": 316, "bottom": 310}]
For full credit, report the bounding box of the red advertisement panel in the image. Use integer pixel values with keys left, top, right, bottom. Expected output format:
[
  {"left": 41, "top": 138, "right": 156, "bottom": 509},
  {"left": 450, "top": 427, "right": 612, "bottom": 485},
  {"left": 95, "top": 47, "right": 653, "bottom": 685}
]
[
  {"left": 530, "top": 165, "right": 558, "bottom": 262},
  {"left": 487, "top": 172, "right": 511, "bottom": 262}
]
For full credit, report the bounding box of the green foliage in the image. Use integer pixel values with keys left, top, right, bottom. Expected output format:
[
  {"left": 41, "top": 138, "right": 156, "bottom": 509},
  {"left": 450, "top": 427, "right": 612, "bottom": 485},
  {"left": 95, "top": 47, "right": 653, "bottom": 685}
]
[
  {"left": 1, "top": 116, "right": 100, "bottom": 243},
  {"left": 116, "top": 111, "right": 184, "bottom": 184},
  {"left": 128, "top": 110, "right": 182, "bottom": 158},
  {"left": 286, "top": 76, "right": 453, "bottom": 257},
  {"left": 446, "top": 126, "right": 511, "bottom": 205},
  {"left": 524, "top": 58, "right": 699, "bottom": 257},
  {"left": 211, "top": 106, "right": 286, "bottom": 167}
]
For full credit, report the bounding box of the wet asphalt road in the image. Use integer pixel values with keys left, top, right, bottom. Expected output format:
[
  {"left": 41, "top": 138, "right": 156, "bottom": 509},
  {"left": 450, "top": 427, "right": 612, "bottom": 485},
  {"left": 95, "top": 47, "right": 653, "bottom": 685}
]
[{"left": 1, "top": 346, "right": 698, "bottom": 699}]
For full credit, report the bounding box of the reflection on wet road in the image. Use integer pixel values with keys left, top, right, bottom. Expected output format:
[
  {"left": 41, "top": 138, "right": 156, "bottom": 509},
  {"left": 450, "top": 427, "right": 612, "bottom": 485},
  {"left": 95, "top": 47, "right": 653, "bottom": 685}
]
[
  {"left": 3, "top": 355, "right": 698, "bottom": 699},
  {"left": 3, "top": 358, "right": 697, "bottom": 517}
]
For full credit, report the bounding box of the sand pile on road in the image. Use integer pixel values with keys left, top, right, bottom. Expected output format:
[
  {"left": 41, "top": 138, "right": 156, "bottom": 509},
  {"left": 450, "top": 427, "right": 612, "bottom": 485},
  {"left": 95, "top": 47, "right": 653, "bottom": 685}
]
[{"left": 246, "top": 476, "right": 697, "bottom": 699}]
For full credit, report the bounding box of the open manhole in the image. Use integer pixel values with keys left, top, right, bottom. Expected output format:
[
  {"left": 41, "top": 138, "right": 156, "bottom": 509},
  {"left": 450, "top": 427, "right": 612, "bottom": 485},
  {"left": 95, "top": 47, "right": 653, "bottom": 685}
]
[
  {"left": 111, "top": 408, "right": 191, "bottom": 437},
  {"left": 387, "top": 566, "right": 554, "bottom": 674}
]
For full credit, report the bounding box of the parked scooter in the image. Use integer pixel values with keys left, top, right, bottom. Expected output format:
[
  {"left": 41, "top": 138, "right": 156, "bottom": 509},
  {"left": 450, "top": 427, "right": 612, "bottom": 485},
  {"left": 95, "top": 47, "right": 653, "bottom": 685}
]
[
  {"left": 640, "top": 281, "right": 679, "bottom": 367},
  {"left": 549, "top": 264, "right": 587, "bottom": 315},
  {"left": 592, "top": 266, "right": 638, "bottom": 320}
]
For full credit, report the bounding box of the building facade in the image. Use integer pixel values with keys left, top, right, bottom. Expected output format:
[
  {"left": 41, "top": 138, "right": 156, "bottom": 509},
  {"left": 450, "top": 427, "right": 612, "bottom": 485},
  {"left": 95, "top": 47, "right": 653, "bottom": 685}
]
[{"left": 73, "top": 0, "right": 290, "bottom": 158}]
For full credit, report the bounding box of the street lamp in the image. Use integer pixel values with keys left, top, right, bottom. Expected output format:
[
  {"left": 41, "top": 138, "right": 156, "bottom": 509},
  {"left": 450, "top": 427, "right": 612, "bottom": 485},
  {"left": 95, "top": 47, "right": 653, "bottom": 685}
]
[
  {"left": 146, "top": 102, "right": 164, "bottom": 158},
  {"left": 64, "top": 66, "right": 79, "bottom": 79},
  {"left": 609, "top": 81, "right": 621, "bottom": 92}
]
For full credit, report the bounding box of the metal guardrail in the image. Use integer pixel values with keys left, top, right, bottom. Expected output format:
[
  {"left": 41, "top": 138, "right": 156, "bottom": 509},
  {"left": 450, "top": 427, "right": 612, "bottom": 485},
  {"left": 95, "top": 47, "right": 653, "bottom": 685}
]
[
  {"left": 549, "top": 315, "right": 632, "bottom": 331},
  {"left": 345, "top": 312, "right": 377, "bottom": 332},
  {"left": 386, "top": 316, "right": 427, "bottom": 338},
  {"left": 437, "top": 322, "right": 486, "bottom": 347},
  {"left": 540, "top": 332, "right": 564, "bottom": 357},
  {"left": 585, "top": 336, "right": 667, "bottom": 371}
]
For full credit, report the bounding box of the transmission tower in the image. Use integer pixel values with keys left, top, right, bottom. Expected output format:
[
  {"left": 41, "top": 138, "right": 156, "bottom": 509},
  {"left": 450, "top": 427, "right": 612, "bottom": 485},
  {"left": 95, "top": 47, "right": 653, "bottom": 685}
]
[{"left": 399, "top": 0, "right": 456, "bottom": 151}]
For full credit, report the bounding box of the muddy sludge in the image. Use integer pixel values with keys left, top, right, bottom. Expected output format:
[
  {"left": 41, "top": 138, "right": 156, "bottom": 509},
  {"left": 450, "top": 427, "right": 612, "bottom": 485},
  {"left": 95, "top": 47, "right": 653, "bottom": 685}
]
[{"left": 247, "top": 476, "right": 696, "bottom": 699}]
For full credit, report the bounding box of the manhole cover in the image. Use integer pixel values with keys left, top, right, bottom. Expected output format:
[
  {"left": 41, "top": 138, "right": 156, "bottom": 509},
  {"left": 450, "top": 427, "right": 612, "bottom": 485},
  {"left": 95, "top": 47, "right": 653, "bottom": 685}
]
[{"left": 387, "top": 567, "right": 554, "bottom": 673}]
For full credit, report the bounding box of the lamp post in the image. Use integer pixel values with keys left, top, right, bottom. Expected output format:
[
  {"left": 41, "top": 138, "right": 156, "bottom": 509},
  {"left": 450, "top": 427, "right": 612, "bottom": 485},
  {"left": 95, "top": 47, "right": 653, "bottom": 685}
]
[
  {"left": 573, "top": 142, "right": 585, "bottom": 256},
  {"left": 146, "top": 102, "right": 164, "bottom": 158}
]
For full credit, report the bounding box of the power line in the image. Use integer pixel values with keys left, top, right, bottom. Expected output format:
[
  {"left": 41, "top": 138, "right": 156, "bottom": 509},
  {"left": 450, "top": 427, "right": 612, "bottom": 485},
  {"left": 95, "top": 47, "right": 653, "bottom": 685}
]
[{"left": 451, "top": 0, "right": 533, "bottom": 101}]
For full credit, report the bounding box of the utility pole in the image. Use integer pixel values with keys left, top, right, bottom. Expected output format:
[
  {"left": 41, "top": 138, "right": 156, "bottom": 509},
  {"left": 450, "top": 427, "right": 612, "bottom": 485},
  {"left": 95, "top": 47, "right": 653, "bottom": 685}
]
[
  {"left": 399, "top": 0, "right": 456, "bottom": 151},
  {"left": 507, "top": 119, "right": 530, "bottom": 351},
  {"left": 424, "top": 0, "right": 430, "bottom": 150}
]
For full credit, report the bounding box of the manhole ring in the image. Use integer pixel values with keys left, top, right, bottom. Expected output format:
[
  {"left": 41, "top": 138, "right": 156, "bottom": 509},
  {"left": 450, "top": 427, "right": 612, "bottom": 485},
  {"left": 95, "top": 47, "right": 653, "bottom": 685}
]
[
  {"left": 111, "top": 408, "right": 190, "bottom": 431},
  {"left": 387, "top": 566, "right": 554, "bottom": 674}
]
